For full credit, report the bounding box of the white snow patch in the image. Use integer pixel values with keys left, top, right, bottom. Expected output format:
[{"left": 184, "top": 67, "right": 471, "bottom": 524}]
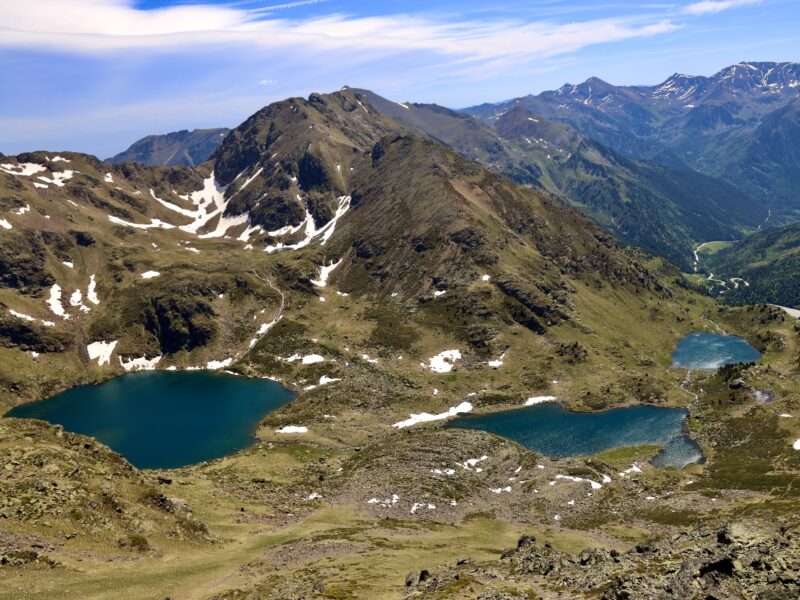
[
  {"left": 459, "top": 456, "right": 489, "bottom": 472},
  {"left": 392, "top": 401, "right": 473, "bottom": 429},
  {"left": 119, "top": 355, "right": 162, "bottom": 372},
  {"left": 481, "top": 274, "right": 491, "bottom": 281},
  {"left": 87, "top": 340, "right": 117, "bottom": 366},
  {"left": 0, "top": 219, "right": 11, "bottom": 230},
  {"left": 37, "top": 170, "right": 75, "bottom": 187},
  {"left": 305, "top": 492, "right": 321, "bottom": 501},
  {"left": 361, "top": 354, "right": 378, "bottom": 365},
  {"left": 104, "top": 173, "right": 113, "bottom": 183},
  {"left": 311, "top": 258, "right": 342, "bottom": 288},
  {"left": 62, "top": 261, "right": 73, "bottom": 269},
  {"left": 619, "top": 464, "right": 643, "bottom": 478},
  {"left": 47, "top": 284, "right": 69, "bottom": 319},
  {"left": 69, "top": 289, "right": 91, "bottom": 313},
  {"left": 284, "top": 354, "right": 325, "bottom": 365},
  {"left": 490, "top": 486, "right": 512, "bottom": 494},
  {"left": 13, "top": 204, "right": 30, "bottom": 215},
  {"left": 793, "top": 439, "right": 800, "bottom": 451},
  {"left": 525, "top": 395, "right": 556, "bottom": 406},
  {"left": 487, "top": 352, "right": 506, "bottom": 369},
  {"left": 206, "top": 358, "right": 233, "bottom": 370},
  {"left": 277, "top": 425, "right": 308, "bottom": 434},
  {"left": 425, "top": 349, "right": 462, "bottom": 373},
  {"left": 265, "top": 196, "right": 350, "bottom": 253},
  {"left": 109, "top": 215, "right": 176, "bottom": 230},
  {"left": 433, "top": 289, "right": 446, "bottom": 298},
  {"left": 86, "top": 275, "right": 100, "bottom": 305},
  {"left": 0, "top": 162, "right": 46, "bottom": 177},
  {"left": 367, "top": 494, "right": 399, "bottom": 508},
  {"left": 141, "top": 271, "right": 161, "bottom": 279}
]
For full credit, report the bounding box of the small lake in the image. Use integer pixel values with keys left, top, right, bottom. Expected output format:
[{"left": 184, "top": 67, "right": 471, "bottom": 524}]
[
  {"left": 671, "top": 332, "right": 761, "bottom": 370},
  {"left": 5, "top": 371, "right": 294, "bottom": 469},
  {"left": 447, "top": 403, "right": 701, "bottom": 468}
]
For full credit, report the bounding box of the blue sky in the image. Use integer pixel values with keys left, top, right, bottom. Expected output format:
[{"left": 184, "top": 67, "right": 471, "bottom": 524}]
[{"left": 1, "top": 0, "right": 798, "bottom": 157}]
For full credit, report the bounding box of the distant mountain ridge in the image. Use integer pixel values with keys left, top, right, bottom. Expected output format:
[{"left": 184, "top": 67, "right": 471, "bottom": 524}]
[
  {"left": 355, "top": 88, "right": 764, "bottom": 270},
  {"left": 107, "top": 128, "right": 231, "bottom": 167},
  {"left": 464, "top": 61, "right": 800, "bottom": 219}
]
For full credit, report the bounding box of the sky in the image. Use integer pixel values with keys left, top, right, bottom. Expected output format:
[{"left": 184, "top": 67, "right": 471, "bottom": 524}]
[{"left": 1, "top": 0, "right": 798, "bottom": 157}]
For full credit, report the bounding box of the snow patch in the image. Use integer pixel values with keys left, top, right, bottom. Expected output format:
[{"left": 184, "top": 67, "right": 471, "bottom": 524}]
[
  {"left": 392, "top": 401, "right": 473, "bottom": 429},
  {"left": 619, "top": 464, "right": 642, "bottom": 478},
  {"left": 37, "top": 170, "right": 75, "bottom": 187},
  {"left": 276, "top": 425, "right": 308, "bottom": 434},
  {"left": 311, "top": 258, "right": 342, "bottom": 288},
  {"left": 487, "top": 352, "right": 506, "bottom": 369},
  {"left": 206, "top": 358, "right": 233, "bottom": 370},
  {"left": 87, "top": 275, "right": 100, "bottom": 305},
  {"left": 425, "top": 349, "right": 462, "bottom": 373},
  {"left": 0, "top": 219, "right": 11, "bottom": 230},
  {"left": 109, "top": 215, "right": 175, "bottom": 230},
  {"left": 119, "top": 355, "right": 162, "bottom": 372},
  {"left": 265, "top": 196, "right": 351, "bottom": 253},
  {"left": 87, "top": 340, "right": 117, "bottom": 366},
  {"left": 285, "top": 353, "right": 324, "bottom": 365},
  {"left": 141, "top": 271, "right": 160, "bottom": 279},
  {"left": 0, "top": 162, "right": 46, "bottom": 177},
  {"left": 525, "top": 395, "right": 557, "bottom": 406},
  {"left": 46, "top": 284, "right": 69, "bottom": 319}
]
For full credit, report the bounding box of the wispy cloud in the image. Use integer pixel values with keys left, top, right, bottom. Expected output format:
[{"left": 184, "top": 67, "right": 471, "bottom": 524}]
[
  {"left": 0, "top": 0, "right": 677, "bottom": 69},
  {"left": 683, "top": 0, "right": 762, "bottom": 16}
]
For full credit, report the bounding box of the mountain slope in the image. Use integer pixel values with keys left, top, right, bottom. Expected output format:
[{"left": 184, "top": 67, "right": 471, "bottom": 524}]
[
  {"left": 706, "top": 220, "right": 800, "bottom": 307},
  {"left": 107, "top": 128, "right": 230, "bottom": 166},
  {"left": 464, "top": 62, "right": 800, "bottom": 217},
  {"left": 357, "top": 89, "right": 763, "bottom": 269}
]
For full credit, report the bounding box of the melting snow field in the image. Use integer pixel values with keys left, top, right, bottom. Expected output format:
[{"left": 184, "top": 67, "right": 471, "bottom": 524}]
[
  {"left": 393, "top": 401, "right": 473, "bottom": 429},
  {"left": 47, "top": 285, "right": 69, "bottom": 319},
  {"left": 141, "top": 271, "right": 161, "bottom": 279},
  {"left": 525, "top": 395, "right": 557, "bottom": 406},
  {"left": 265, "top": 196, "right": 351, "bottom": 253},
  {"left": 311, "top": 258, "right": 343, "bottom": 288},
  {"left": 119, "top": 355, "right": 162, "bottom": 372},
  {"left": 424, "top": 350, "right": 462, "bottom": 373},
  {"left": 0, "top": 162, "right": 47, "bottom": 177},
  {"left": 87, "top": 341, "right": 118, "bottom": 366},
  {"left": 276, "top": 425, "right": 308, "bottom": 434}
]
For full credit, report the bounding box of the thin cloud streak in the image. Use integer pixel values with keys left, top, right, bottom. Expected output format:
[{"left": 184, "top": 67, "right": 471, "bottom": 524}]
[
  {"left": 0, "top": 0, "right": 678, "bottom": 70},
  {"left": 683, "top": 0, "right": 762, "bottom": 15}
]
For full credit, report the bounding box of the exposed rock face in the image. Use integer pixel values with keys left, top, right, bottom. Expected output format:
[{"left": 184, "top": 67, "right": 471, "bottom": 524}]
[
  {"left": 411, "top": 522, "right": 800, "bottom": 599},
  {"left": 0, "top": 231, "right": 53, "bottom": 292}
]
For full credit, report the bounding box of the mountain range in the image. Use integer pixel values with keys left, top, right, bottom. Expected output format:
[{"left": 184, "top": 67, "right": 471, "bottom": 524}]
[
  {"left": 110, "top": 62, "right": 800, "bottom": 273},
  {"left": 107, "top": 127, "right": 230, "bottom": 167},
  {"left": 466, "top": 62, "right": 800, "bottom": 221},
  {"left": 3, "top": 81, "right": 799, "bottom": 598}
]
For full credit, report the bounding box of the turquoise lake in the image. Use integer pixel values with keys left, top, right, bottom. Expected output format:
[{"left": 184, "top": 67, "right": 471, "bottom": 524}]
[
  {"left": 447, "top": 403, "right": 702, "bottom": 468},
  {"left": 671, "top": 332, "right": 761, "bottom": 370},
  {"left": 5, "top": 371, "right": 294, "bottom": 469}
]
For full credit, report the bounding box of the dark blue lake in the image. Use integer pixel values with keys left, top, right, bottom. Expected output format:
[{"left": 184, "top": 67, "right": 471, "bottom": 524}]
[
  {"left": 671, "top": 332, "right": 761, "bottom": 370},
  {"left": 447, "top": 403, "right": 702, "bottom": 468},
  {"left": 5, "top": 371, "right": 294, "bottom": 469}
]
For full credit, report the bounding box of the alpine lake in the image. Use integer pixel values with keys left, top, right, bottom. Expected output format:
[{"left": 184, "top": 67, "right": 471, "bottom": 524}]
[{"left": 4, "top": 333, "right": 760, "bottom": 470}]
